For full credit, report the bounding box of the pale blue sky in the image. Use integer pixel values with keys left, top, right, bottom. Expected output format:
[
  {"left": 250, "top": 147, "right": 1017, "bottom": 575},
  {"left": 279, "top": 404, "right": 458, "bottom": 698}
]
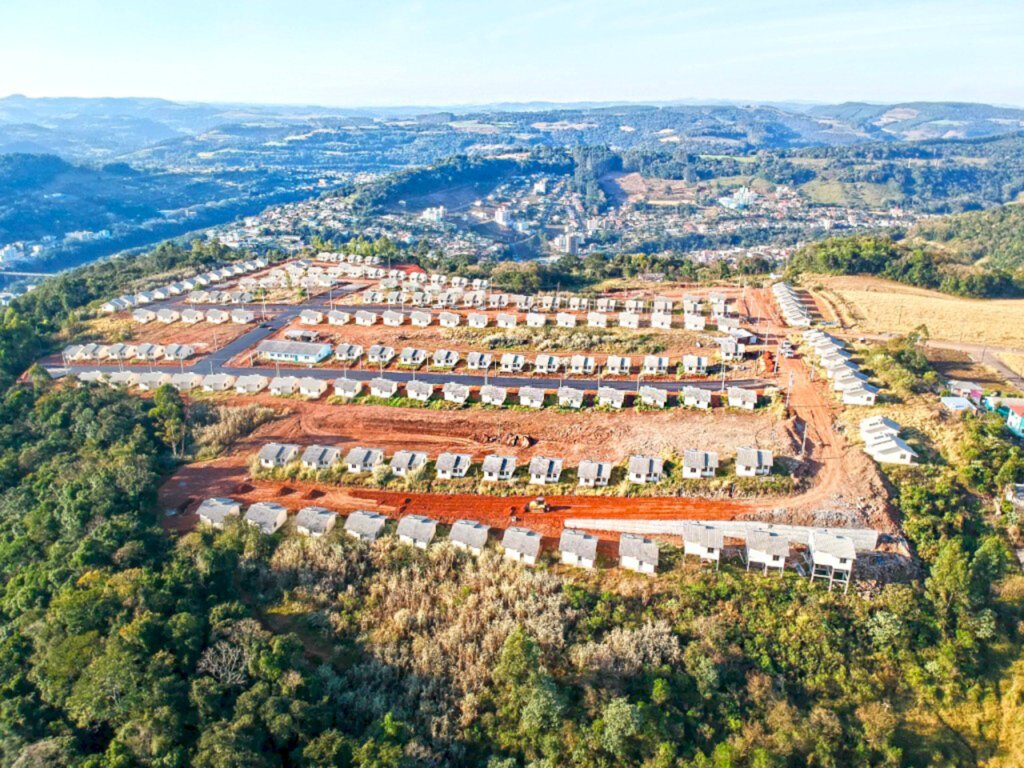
[{"left": 1, "top": 0, "right": 1022, "bottom": 107}]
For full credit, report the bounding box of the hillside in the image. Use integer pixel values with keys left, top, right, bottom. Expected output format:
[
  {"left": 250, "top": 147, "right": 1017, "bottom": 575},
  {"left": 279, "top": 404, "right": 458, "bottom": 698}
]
[
  {"left": 0, "top": 153, "right": 329, "bottom": 272},
  {"left": 787, "top": 203, "right": 1024, "bottom": 297},
  {"left": 907, "top": 203, "right": 1024, "bottom": 269}
]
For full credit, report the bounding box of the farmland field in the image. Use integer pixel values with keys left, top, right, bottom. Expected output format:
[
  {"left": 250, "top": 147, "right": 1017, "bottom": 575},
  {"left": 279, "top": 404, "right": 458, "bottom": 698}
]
[{"left": 809, "top": 274, "right": 1024, "bottom": 348}]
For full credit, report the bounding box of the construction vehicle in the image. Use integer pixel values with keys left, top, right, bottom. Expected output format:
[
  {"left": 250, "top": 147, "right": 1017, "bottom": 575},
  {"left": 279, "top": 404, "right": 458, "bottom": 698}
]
[{"left": 526, "top": 497, "right": 550, "bottom": 513}]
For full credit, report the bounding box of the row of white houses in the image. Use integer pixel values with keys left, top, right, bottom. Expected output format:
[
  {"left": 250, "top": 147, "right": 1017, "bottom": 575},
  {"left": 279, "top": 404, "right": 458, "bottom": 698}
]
[
  {"left": 255, "top": 441, "right": 775, "bottom": 482},
  {"left": 331, "top": 341, "right": 719, "bottom": 376},
  {"left": 100, "top": 259, "right": 267, "bottom": 313},
  {"left": 130, "top": 307, "right": 256, "bottom": 326},
  {"left": 72, "top": 368, "right": 763, "bottom": 413},
  {"left": 772, "top": 282, "right": 812, "bottom": 327},
  {"left": 803, "top": 329, "right": 880, "bottom": 406},
  {"left": 860, "top": 416, "right": 919, "bottom": 465},
  {"left": 330, "top": 304, "right": 745, "bottom": 335},
  {"left": 361, "top": 277, "right": 734, "bottom": 318},
  {"left": 196, "top": 498, "right": 856, "bottom": 585},
  {"left": 65, "top": 341, "right": 195, "bottom": 363}
]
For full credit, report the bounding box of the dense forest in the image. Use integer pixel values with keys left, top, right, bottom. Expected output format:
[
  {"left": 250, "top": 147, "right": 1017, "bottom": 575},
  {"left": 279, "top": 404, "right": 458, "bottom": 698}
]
[
  {"left": 0, "top": 242, "right": 1022, "bottom": 766},
  {"left": 786, "top": 204, "right": 1024, "bottom": 298}
]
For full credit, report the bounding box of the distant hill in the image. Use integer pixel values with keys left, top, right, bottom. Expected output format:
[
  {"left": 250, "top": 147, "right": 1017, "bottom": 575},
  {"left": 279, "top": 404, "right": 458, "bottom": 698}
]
[
  {"left": 3, "top": 95, "right": 1024, "bottom": 163},
  {"left": 906, "top": 203, "right": 1024, "bottom": 270},
  {"left": 806, "top": 101, "right": 1024, "bottom": 142}
]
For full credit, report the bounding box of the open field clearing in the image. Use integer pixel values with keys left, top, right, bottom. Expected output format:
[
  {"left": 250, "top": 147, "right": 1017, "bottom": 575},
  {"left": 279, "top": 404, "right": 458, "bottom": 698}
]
[
  {"left": 999, "top": 352, "right": 1024, "bottom": 378},
  {"left": 78, "top": 313, "right": 256, "bottom": 361},
  {"left": 191, "top": 395, "right": 793, "bottom": 465},
  {"left": 599, "top": 171, "right": 697, "bottom": 205},
  {"left": 810, "top": 274, "right": 1024, "bottom": 348},
  {"left": 924, "top": 347, "right": 1015, "bottom": 391}
]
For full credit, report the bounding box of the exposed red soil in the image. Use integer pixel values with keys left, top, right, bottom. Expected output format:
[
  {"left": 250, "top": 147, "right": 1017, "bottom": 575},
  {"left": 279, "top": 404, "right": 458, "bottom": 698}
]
[
  {"left": 195, "top": 394, "right": 789, "bottom": 464},
  {"left": 158, "top": 287, "right": 897, "bottom": 543}
]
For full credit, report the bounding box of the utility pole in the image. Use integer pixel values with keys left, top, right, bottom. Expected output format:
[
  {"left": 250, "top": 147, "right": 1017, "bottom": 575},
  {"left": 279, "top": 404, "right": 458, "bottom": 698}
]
[{"left": 785, "top": 371, "right": 793, "bottom": 410}]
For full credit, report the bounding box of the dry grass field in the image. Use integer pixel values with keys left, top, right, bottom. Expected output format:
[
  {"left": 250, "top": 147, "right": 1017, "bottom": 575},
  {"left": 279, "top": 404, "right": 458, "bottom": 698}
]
[{"left": 809, "top": 275, "right": 1024, "bottom": 349}]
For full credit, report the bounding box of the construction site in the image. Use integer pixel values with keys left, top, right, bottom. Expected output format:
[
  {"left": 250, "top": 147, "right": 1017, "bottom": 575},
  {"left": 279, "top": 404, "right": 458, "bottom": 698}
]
[{"left": 57, "top": 254, "right": 910, "bottom": 586}]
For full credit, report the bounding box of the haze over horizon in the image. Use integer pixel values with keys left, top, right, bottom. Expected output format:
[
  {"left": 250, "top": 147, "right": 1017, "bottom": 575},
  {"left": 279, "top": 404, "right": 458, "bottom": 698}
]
[{"left": 2, "top": 0, "right": 1023, "bottom": 108}]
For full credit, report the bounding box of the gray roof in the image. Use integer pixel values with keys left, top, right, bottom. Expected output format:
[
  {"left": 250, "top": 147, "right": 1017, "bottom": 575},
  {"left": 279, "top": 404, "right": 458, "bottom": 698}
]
[
  {"left": 619, "top": 533, "right": 659, "bottom": 565},
  {"left": 683, "top": 450, "right": 719, "bottom": 470},
  {"left": 736, "top": 447, "right": 773, "bottom": 468},
  {"left": 370, "top": 377, "right": 397, "bottom": 394},
  {"left": 682, "top": 522, "right": 724, "bottom": 550},
  {"left": 390, "top": 450, "right": 427, "bottom": 473},
  {"left": 529, "top": 456, "right": 563, "bottom": 479},
  {"left": 746, "top": 529, "right": 790, "bottom": 558},
  {"left": 400, "top": 347, "right": 426, "bottom": 363},
  {"left": 443, "top": 381, "right": 470, "bottom": 399},
  {"left": 559, "top": 529, "right": 599, "bottom": 560},
  {"left": 520, "top": 386, "right": 545, "bottom": 402},
  {"left": 436, "top": 452, "right": 471, "bottom": 474},
  {"left": 502, "top": 526, "right": 542, "bottom": 557},
  {"left": 302, "top": 444, "right": 341, "bottom": 467},
  {"left": 259, "top": 443, "right": 299, "bottom": 464},
  {"left": 810, "top": 531, "right": 857, "bottom": 560},
  {"left": 257, "top": 340, "right": 331, "bottom": 358},
  {"left": 639, "top": 386, "right": 668, "bottom": 405},
  {"left": 578, "top": 459, "right": 613, "bottom": 481},
  {"left": 728, "top": 387, "right": 758, "bottom": 404},
  {"left": 597, "top": 386, "right": 626, "bottom": 404},
  {"left": 345, "top": 446, "right": 383, "bottom": 469},
  {"left": 628, "top": 455, "right": 663, "bottom": 476},
  {"left": 557, "top": 386, "right": 585, "bottom": 405},
  {"left": 481, "top": 384, "right": 507, "bottom": 403},
  {"left": 295, "top": 506, "right": 335, "bottom": 534},
  {"left": 407, "top": 380, "right": 434, "bottom": 398},
  {"left": 344, "top": 510, "right": 387, "bottom": 540},
  {"left": 334, "top": 378, "right": 363, "bottom": 396},
  {"left": 197, "top": 497, "right": 240, "bottom": 524},
  {"left": 396, "top": 514, "right": 437, "bottom": 544},
  {"left": 245, "top": 502, "right": 288, "bottom": 533},
  {"left": 682, "top": 386, "right": 712, "bottom": 403},
  {"left": 450, "top": 519, "right": 490, "bottom": 550},
  {"left": 482, "top": 455, "right": 516, "bottom": 475}
]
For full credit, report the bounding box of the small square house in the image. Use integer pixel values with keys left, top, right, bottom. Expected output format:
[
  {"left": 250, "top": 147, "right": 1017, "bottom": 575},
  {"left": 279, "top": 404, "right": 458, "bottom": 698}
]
[
  {"left": 482, "top": 454, "right": 517, "bottom": 482},
  {"left": 528, "top": 456, "right": 564, "bottom": 485},
  {"left": 244, "top": 502, "right": 288, "bottom": 535},
  {"left": 559, "top": 529, "right": 598, "bottom": 569},
  {"left": 397, "top": 514, "right": 437, "bottom": 550},
  {"left": 628, "top": 455, "right": 663, "bottom": 484},
  {"left": 682, "top": 522, "right": 724, "bottom": 569},
  {"left": 435, "top": 452, "right": 472, "bottom": 479},
  {"left": 735, "top": 447, "right": 773, "bottom": 477},
  {"left": 197, "top": 497, "right": 241, "bottom": 529},
  {"left": 344, "top": 446, "right": 385, "bottom": 474},
  {"left": 577, "top": 459, "right": 613, "bottom": 487},
  {"left": 745, "top": 528, "right": 789, "bottom": 576},
  {"left": 344, "top": 510, "right": 387, "bottom": 542},
  {"left": 502, "top": 526, "right": 542, "bottom": 566},
  {"left": 449, "top": 519, "right": 490, "bottom": 555},
  {"left": 619, "top": 533, "right": 658, "bottom": 574},
  {"left": 390, "top": 450, "right": 428, "bottom": 477}
]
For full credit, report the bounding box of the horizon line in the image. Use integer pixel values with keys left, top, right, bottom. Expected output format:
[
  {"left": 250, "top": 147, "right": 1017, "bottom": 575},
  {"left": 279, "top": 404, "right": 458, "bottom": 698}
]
[{"left": 4, "top": 92, "right": 1024, "bottom": 112}]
